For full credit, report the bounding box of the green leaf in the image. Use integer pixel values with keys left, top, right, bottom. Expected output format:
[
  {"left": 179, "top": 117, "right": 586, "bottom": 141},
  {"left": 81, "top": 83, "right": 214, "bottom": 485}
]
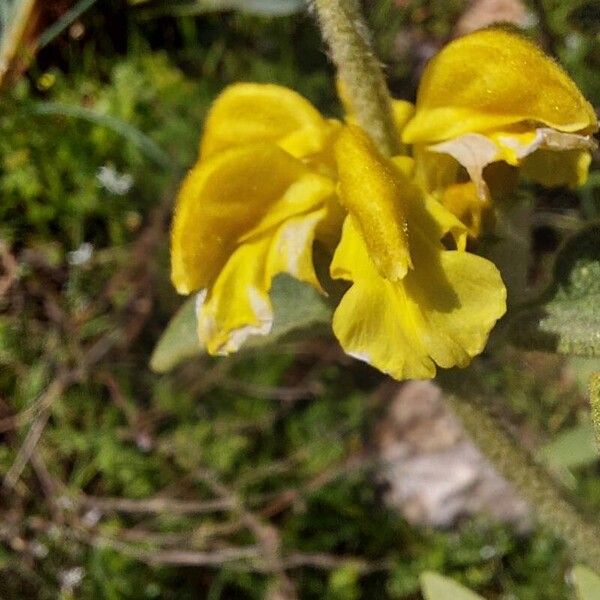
[
  {"left": 150, "top": 275, "right": 332, "bottom": 373},
  {"left": 420, "top": 572, "right": 485, "bottom": 600},
  {"left": 31, "top": 102, "right": 171, "bottom": 168},
  {"left": 262, "top": 275, "right": 332, "bottom": 342},
  {"left": 326, "top": 562, "right": 361, "bottom": 600},
  {"left": 150, "top": 294, "right": 198, "bottom": 374},
  {"left": 132, "top": 0, "right": 303, "bottom": 18},
  {"left": 572, "top": 565, "right": 600, "bottom": 600},
  {"left": 538, "top": 423, "right": 598, "bottom": 470},
  {"left": 510, "top": 223, "right": 600, "bottom": 357}
]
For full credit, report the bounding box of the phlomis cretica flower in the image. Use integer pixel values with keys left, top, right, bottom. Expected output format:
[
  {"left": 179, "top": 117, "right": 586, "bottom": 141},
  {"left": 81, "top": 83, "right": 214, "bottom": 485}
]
[
  {"left": 402, "top": 28, "right": 598, "bottom": 206},
  {"left": 170, "top": 28, "right": 596, "bottom": 380}
]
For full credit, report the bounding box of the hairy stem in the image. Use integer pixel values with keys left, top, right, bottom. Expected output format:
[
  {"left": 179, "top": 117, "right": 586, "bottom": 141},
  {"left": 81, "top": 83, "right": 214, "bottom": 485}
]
[
  {"left": 311, "top": 0, "right": 399, "bottom": 156},
  {"left": 590, "top": 373, "right": 600, "bottom": 451},
  {"left": 446, "top": 393, "right": 600, "bottom": 571}
]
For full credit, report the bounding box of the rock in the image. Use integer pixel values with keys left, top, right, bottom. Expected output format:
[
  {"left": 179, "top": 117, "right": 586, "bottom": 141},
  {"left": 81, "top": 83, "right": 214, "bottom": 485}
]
[
  {"left": 454, "top": 0, "right": 530, "bottom": 37},
  {"left": 375, "top": 381, "right": 530, "bottom": 528}
]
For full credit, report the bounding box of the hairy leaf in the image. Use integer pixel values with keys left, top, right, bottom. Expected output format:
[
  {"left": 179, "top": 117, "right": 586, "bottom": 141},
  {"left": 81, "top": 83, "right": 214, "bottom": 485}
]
[
  {"left": 572, "top": 565, "right": 600, "bottom": 600},
  {"left": 420, "top": 572, "right": 485, "bottom": 600},
  {"left": 539, "top": 423, "right": 598, "bottom": 470},
  {"left": 150, "top": 274, "right": 332, "bottom": 373},
  {"left": 510, "top": 223, "right": 600, "bottom": 357}
]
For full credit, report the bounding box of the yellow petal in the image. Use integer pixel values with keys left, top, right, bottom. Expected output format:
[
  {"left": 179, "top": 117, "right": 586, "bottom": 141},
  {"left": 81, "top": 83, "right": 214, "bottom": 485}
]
[
  {"left": 278, "top": 118, "right": 343, "bottom": 170},
  {"left": 314, "top": 197, "right": 346, "bottom": 252},
  {"left": 239, "top": 171, "right": 335, "bottom": 244},
  {"left": 427, "top": 127, "right": 596, "bottom": 198},
  {"left": 520, "top": 148, "right": 592, "bottom": 188},
  {"left": 391, "top": 99, "right": 416, "bottom": 136},
  {"left": 411, "top": 144, "right": 461, "bottom": 196},
  {"left": 490, "top": 127, "right": 596, "bottom": 165},
  {"left": 409, "top": 150, "right": 476, "bottom": 248},
  {"left": 402, "top": 28, "right": 597, "bottom": 145},
  {"left": 441, "top": 181, "right": 492, "bottom": 239},
  {"left": 335, "top": 125, "right": 412, "bottom": 281},
  {"left": 330, "top": 216, "right": 374, "bottom": 282},
  {"left": 198, "top": 208, "right": 326, "bottom": 355},
  {"left": 171, "top": 144, "right": 332, "bottom": 294},
  {"left": 391, "top": 155, "right": 415, "bottom": 178},
  {"left": 421, "top": 194, "right": 470, "bottom": 250},
  {"left": 331, "top": 218, "right": 506, "bottom": 380},
  {"left": 428, "top": 133, "right": 499, "bottom": 199},
  {"left": 390, "top": 155, "right": 469, "bottom": 249},
  {"left": 200, "top": 83, "right": 328, "bottom": 159}
]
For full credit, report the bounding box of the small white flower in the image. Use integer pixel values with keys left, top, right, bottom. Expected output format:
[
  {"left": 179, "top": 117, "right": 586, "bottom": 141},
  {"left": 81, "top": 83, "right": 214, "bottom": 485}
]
[
  {"left": 68, "top": 242, "right": 93, "bottom": 266},
  {"left": 60, "top": 567, "right": 84, "bottom": 591},
  {"left": 56, "top": 495, "right": 75, "bottom": 510},
  {"left": 565, "top": 33, "right": 583, "bottom": 51},
  {"left": 97, "top": 165, "right": 134, "bottom": 195},
  {"left": 30, "top": 541, "right": 49, "bottom": 558},
  {"left": 480, "top": 545, "right": 497, "bottom": 560},
  {"left": 81, "top": 508, "right": 102, "bottom": 527}
]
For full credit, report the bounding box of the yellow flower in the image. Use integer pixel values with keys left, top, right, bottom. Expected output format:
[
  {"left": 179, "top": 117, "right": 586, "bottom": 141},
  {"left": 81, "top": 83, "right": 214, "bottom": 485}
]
[
  {"left": 402, "top": 28, "right": 598, "bottom": 199},
  {"left": 440, "top": 181, "right": 492, "bottom": 239},
  {"left": 331, "top": 126, "right": 506, "bottom": 379},
  {"left": 171, "top": 26, "right": 596, "bottom": 380},
  {"left": 199, "top": 82, "right": 341, "bottom": 176},
  {"left": 171, "top": 85, "right": 337, "bottom": 354},
  {"left": 171, "top": 81, "right": 506, "bottom": 376}
]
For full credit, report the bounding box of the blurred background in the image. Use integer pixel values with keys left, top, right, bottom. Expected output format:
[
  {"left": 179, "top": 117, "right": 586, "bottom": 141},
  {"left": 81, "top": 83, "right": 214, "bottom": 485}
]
[{"left": 0, "top": 0, "right": 599, "bottom": 597}]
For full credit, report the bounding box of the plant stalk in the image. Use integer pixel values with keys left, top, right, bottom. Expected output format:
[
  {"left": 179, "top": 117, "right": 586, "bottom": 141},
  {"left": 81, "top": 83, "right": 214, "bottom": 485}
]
[
  {"left": 311, "top": 0, "right": 399, "bottom": 156},
  {"left": 590, "top": 373, "right": 600, "bottom": 451},
  {"left": 447, "top": 393, "right": 600, "bottom": 571},
  {"left": 312, "top": 0, "right": 600, "bottom": 570}
]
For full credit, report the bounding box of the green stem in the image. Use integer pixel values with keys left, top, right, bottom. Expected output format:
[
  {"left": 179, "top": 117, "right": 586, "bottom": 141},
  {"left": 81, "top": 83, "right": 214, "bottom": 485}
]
[
  {"left": 590, "top": 373, "right": 600, "bottom": 451},
  {"left": 313, "top": 0, "right": 600, "bottom": 571},
  {"left": 311, "top": 0, "right": 399, "bottom": 156},
  {"left": 447, "top": 394, "right": 600, "bottom": 571}
]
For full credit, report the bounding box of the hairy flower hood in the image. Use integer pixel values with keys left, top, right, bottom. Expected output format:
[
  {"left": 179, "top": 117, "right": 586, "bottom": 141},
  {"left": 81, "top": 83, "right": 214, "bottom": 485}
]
[
  {"left": 402, "top": 28, "right": 598, "bottom": 197},
  {"left": 402, "top": 28, "right": 597, "bottom": 143}
]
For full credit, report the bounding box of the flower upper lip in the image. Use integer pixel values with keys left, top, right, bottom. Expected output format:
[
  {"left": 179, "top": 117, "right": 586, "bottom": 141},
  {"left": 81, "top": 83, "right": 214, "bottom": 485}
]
[{"left": 401, "top": 27, "right": 598, "bottom": 145}]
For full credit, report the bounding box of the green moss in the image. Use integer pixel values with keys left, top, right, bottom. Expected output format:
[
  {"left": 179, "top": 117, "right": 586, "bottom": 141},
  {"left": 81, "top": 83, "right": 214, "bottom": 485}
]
[{"left": 1, "top": 2, "right": 600, "bottom": 598}]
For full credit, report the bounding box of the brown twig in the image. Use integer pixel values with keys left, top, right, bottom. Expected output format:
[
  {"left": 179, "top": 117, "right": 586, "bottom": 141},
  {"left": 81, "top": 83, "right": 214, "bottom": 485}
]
[
  {"left": 258, "top": 452, "right": 370, "bottom": 519},
  {"left": 78, "top": 527, "right": 391, "bottom": 574},
  {"left": 218, "top": 378, "right": 323, "bottom": 403},
  {"left": 79, "top": 495, "right": 235, "bottom": 515},
  {"left": 3, "top": 372, "right": 73, "bottom": 491},
  {"left": 0, "top": 239, "right": 18, "bottom": 298},
  {"left": 0, "top": 404, "right": 41, "bottom": 434},
  {"left": 195, "top": 469, "right": 298, "bottom": 598}
]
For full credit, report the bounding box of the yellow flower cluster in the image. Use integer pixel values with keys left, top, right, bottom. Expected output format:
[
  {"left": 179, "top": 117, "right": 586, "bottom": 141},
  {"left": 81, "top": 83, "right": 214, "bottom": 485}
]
[{"left": 171, "top": 28, "right": 597, "bottom": 380}]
